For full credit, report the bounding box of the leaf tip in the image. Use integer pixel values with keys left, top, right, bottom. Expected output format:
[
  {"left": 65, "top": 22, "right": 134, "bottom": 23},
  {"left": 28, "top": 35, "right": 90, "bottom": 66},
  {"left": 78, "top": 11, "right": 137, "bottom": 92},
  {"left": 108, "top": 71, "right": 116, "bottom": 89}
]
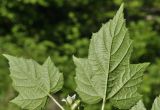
[
  {"left": 47, "top": 56, "right": 52, "bottom": 60},
  {"left": 10, "top": 97, "right": 18, "bottom": 105},
  {"left": 46, "top": 56, "right": 52, "bottom": 62},
  {"left": 2, "top": 54, "right": 12, "bottom": 60},
  {"left": 43, "top": 56, "right": 53, "bottom": 65},
  {"left": 144, "top": 62, "right": 150, "bottom": 68},
  {"left": 72, "top": 55, "right": 76, "bottom": 60},
  {"left": 120, "top": 3, "right": 124, "bottom": 9},
  {"left": 72, "top": 55, "right": 79, "bottom": 63},
  {"left": 116, "top": 3, "right": 124, "bottom": 15}
]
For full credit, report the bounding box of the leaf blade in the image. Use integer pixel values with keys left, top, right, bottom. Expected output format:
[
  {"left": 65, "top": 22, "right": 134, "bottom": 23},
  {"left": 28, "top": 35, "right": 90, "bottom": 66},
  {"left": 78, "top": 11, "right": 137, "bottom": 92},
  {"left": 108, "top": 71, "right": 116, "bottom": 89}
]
[
  {"left": 73, "top": 4, "right": 149, "bottom": 109},
  {"left": 43, "top": 57, "right": 63, "bottom": 93},
  {"left": 4, "top": 54, "right": 63, "bottom": 110},
  {"left": 73, "top": 56, "right": 102, "bottom": 104}
]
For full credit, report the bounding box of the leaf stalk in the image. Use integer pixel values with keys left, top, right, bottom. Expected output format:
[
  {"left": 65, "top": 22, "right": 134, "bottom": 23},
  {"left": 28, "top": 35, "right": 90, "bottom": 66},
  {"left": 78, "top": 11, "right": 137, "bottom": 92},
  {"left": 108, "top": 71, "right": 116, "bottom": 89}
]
[
  {"left": 101, "top": 98, "right": 106, "bottom": 110},
  {"left": 48, "top": 94, "right": 65, "bottom": 110}
]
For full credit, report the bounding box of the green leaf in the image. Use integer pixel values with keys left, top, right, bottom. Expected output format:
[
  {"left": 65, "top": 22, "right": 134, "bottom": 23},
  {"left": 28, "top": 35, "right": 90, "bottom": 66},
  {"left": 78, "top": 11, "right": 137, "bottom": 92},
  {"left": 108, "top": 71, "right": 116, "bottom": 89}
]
[
  {"left": 151, "top": 96, "right": 160, "bottom": 110},
  {"left": 130, "top": 100, "right": 146, "bottom": 110},
  {"left": 73, "top": 4, "right": 149, "bottom": 109},
  {"left": 43, "top": 57, "right": 63, "bottom": 93},
  {"left": 3, "top": 54, "right": 63, "bottom": 110}
]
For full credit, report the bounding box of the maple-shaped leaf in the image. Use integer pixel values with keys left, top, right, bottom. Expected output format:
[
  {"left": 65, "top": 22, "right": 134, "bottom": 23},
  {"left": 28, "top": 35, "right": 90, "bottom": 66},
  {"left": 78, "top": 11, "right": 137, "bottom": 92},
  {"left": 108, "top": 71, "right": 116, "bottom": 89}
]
[
  {"left": 4, "top": 54, "right": 63, "bottom": 110},
  {"left": 73, "top": 4, "right": 149, "bottom": 109}
]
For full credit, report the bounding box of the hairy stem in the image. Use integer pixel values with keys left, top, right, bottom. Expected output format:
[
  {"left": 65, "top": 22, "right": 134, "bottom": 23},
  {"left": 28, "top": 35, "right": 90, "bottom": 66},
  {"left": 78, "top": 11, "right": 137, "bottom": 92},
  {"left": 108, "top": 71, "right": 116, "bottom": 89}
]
[
  {"left": 48, "top": 94, "right": 65, "bottom": 110},
  {"left": 101, "top": 98, "right": 106, "bottom": 110}
]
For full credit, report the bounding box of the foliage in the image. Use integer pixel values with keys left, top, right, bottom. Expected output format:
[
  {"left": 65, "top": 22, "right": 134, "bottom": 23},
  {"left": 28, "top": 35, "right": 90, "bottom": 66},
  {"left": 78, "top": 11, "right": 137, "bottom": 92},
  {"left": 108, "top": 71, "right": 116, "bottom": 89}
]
[
  {"left": 4, "top": 55, "right": 63, "bottom": 110},
  {"left": 73, "top": 4, "right": 149, "bottom": 110},
  {"left": 3, "top": 4, "right": 151, "bottom": 110},
  {"left": 1, "top": 0, "right": 160, "bottom": 110}
]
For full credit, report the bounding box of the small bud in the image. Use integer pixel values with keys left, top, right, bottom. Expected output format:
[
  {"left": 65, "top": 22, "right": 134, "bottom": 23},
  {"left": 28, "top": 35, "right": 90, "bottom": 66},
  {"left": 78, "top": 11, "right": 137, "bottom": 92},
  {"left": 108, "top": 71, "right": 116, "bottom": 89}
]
[
  {"left": 62, "top": 94, "right": 77, "bottom": 105},
  {"left": 71, "top": 94, "right": 76, "bottom": 100},
  {"left": 66, "top": 95, "right": 73, "bottom": 105}
]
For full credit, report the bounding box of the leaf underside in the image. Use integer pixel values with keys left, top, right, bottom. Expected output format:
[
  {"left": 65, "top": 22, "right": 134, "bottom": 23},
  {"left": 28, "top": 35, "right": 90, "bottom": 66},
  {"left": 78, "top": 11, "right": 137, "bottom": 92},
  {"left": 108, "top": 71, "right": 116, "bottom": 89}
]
[
  {"left": 73, "top": 4, "right": 149, "bottom": 109},
  {"left": 4, "top": 55, "right": 63, "bottom": 110}
]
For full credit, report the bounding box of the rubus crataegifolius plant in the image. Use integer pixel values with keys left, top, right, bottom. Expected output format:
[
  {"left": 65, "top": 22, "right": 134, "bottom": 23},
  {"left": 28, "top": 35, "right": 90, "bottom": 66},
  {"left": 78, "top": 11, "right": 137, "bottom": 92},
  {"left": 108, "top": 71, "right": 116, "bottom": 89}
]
[
  {"left": 3, "top": 55, "right": 64, "bottom": 110},
  {"left": 4, "top": 3, "right": 153, "bottom": 110},
  {"left": 73, "top": 3, "right": 149, "bottom": 110}
]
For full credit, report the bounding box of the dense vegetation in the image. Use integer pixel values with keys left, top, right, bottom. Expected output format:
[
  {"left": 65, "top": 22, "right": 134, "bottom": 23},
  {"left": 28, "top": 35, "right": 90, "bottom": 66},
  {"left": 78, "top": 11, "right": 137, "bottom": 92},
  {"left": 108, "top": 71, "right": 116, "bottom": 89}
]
[{"left": 0, "top": 0, "right": 160, "bottom": 110}]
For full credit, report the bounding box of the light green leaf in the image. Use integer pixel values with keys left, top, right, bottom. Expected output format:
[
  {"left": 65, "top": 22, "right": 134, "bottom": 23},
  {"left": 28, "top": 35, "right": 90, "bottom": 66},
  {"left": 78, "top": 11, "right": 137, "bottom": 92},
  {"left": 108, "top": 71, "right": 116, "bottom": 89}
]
[
  {"left": 4, "top": 54, "right": 63, "bottom": 110},
  {"left": 73, "top": 4, "right": 149, "bottom": 109},
  {"left": 130, "top": 100, "right": 146, "bottom": 110},
  {"left": 43, "top": 57, "right": 63, "bottom": 93},
  {"left": 151, "top": 96, "right": 160, "bottom": 110}
]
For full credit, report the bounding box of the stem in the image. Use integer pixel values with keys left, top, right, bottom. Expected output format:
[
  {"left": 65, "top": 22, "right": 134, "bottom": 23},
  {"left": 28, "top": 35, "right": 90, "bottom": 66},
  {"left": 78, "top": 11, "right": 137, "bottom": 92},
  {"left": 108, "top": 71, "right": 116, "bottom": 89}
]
[
  {"left": 71, "top": 99, "right": 80, "bottom": 110},
  {"left": 48, "top": 94, "right": 65, "bottom": 110},
  {"left": 101, "top": 98, "right": 106, "bottom": 110}
]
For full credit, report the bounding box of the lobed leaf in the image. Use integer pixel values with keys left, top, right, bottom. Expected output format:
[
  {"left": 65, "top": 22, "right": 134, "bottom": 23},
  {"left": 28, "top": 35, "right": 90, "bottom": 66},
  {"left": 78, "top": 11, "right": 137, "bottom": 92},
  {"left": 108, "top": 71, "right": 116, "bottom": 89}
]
[
  {"left": 73, "top": 4, "right": 149, "bottom": 109},
  {"left": 4, "top": 54, "right": 63, "bottom": 110}
]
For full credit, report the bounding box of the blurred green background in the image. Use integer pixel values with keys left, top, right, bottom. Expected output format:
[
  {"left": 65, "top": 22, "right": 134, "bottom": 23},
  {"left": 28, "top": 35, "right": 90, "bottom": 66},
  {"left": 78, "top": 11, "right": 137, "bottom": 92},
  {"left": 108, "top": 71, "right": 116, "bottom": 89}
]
[{"left": 0, "top": 0, "right": 160, "bottom": 110}]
